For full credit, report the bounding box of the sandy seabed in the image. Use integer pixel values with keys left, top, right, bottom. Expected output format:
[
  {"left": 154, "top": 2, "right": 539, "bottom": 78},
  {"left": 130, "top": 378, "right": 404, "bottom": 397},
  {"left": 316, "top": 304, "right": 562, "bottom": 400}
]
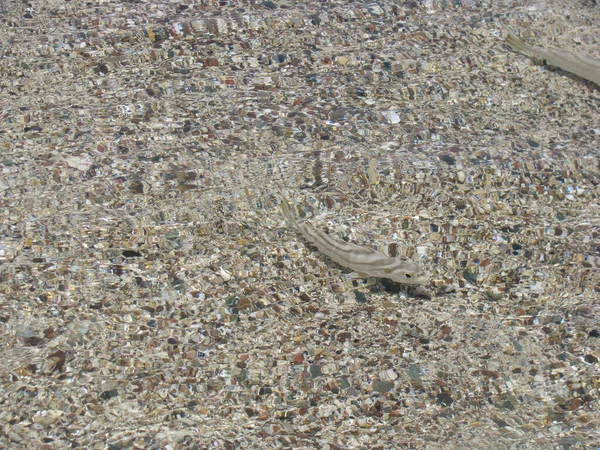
[{"left": 0, "top": 0, "right": 599, "bottom": 448}]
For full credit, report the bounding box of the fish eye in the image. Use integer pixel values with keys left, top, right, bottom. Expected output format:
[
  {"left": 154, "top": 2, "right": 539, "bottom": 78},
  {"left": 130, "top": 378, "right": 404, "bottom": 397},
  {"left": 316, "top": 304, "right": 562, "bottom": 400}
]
[{"left": 405, "top": 273, "right": 412, "bottom": 278}]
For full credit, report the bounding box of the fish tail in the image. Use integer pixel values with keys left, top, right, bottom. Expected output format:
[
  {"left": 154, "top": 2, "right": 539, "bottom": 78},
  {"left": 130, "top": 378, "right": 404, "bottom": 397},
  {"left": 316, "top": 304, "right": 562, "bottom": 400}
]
[
  {"left": 507, "top": 34, "right": 557, "bottom": 63},
  {"left": 276, "top": 185, "right": 299, "bottom": 228},
  {"left": 506, "top": 34, "right": 531, "bottom": 54}
]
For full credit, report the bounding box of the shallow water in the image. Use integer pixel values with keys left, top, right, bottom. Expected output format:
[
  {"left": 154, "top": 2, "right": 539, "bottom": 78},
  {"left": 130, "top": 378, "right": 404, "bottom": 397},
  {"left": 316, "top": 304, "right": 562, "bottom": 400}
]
[{"left": 1, "top": 0, "right": 599, "bottom": 448}]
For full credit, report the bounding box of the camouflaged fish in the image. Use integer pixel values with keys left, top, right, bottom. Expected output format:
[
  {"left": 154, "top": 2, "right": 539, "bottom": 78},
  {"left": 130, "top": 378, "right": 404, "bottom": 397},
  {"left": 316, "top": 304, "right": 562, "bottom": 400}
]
[
  {"left": 278, "top": 188, "right": 428, "bottom": 285},
  {"left": 506, "top": 34, "right": 600, "bottom": 86}
]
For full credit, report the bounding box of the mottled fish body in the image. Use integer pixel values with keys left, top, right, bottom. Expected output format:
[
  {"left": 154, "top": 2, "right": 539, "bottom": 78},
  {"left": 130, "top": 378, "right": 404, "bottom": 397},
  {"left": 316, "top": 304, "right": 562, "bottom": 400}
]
[{"left": 278, "top": 188, "right": 428, "bottom": 285}]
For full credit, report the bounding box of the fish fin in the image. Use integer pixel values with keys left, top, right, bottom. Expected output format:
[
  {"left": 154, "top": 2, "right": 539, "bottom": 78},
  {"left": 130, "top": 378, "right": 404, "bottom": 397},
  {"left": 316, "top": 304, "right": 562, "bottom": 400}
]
[{"left": 347, "top": 271, "right": 370, "bottom": 279}]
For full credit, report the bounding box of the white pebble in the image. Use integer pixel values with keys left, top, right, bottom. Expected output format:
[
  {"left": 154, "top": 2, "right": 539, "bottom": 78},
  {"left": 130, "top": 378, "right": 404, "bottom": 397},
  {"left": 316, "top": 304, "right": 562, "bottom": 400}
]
[{"left": 218, "top": 268, "right": 232, "bottom": 282}]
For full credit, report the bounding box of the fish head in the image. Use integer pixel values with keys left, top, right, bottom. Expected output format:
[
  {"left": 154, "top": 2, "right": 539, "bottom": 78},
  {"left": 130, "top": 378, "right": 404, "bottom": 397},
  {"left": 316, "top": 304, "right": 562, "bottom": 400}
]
[{"left": 387, "top": 260, "right": 429, "bottom": 285}]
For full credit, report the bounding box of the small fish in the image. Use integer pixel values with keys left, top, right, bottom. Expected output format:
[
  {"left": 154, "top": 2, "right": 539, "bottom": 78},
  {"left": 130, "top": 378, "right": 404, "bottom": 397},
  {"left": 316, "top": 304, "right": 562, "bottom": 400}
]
[
  {"left": 277, "top": 188, "right": 429, "bottom": 285},
  {"left": 506, "top": 34, "right": 600, "bottom": 86}
]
